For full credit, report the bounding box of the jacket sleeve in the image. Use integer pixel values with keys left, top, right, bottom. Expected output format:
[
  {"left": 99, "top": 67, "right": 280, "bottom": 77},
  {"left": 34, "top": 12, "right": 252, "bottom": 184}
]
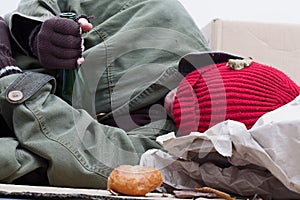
[
  {"left": 0, "top": 72, "right": 173, "bottom": 189},
  {"left": 4, "top": 0, "right": 61, "bottom": 54},
  {"left": 0, "top": 137, "right": 49, "bottom": 185},
  {"left": 4, "top": 0, "right": 209, "bottom": 58}
]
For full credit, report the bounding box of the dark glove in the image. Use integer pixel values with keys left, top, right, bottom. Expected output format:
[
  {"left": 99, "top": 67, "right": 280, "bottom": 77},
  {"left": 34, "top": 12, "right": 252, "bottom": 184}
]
[
  {"left": 0, "top": 44, "right": 17, "bottom": 69},
  {"left": 30, "top": 17, "right": 82, "bottom": 69},
  {"left": 0, "top": 18, "right": 16, "bottom": 68},
  {"left": 0, "top": 17, "right": 22, "bottom": 79}
]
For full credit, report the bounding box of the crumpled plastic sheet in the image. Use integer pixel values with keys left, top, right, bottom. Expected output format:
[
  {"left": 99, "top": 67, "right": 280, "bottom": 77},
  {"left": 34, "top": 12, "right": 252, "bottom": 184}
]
[{"left": 140, "top": 95, "right": 300, "bottom": 200}]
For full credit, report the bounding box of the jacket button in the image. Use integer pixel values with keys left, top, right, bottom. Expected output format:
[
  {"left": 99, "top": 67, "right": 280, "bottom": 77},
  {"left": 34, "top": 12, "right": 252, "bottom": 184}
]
[{"left": 8, "top": 90, "right": 24, "bottom": 102}]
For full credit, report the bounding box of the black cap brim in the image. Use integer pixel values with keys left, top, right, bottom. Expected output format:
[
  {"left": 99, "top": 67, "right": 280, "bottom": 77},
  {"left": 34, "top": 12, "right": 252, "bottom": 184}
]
[{"left": 178, "top": 51, "right": 243, "bottom": 76}]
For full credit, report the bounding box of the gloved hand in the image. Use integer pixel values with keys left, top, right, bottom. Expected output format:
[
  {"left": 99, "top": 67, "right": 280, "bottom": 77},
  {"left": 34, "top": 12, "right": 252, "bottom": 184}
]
[
  {"left": 30, "top": 16, "right": 93, "bottom": 69},
  {"left": 0, "top": 17, "right": 22, "bottom": 79},
  {"left": 0, "top": 18, "right": 16, "bottom": 68}
]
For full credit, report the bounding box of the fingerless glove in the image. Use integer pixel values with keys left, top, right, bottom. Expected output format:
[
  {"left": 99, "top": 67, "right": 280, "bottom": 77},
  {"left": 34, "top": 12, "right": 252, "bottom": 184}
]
[
  {"left": 29, "top": 17, "right": 82, "bottom": 69},
  {"left": 0, "top": 17, "right": 22, "bottom": 79}
]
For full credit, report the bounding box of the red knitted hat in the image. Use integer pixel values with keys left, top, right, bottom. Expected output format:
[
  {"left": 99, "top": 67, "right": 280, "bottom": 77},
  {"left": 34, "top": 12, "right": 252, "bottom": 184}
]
[{"left": 173, "top": 57, "right": 300, "bottom": 134}]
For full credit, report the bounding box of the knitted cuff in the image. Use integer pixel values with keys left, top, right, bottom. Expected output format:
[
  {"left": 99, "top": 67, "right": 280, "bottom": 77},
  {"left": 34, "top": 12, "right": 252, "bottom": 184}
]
[
  {"left": 0, "top": 44, "right": 17, "bottom": 68},
  {"left": 0, "top": 66, "right": 22, "bottom": 79}
]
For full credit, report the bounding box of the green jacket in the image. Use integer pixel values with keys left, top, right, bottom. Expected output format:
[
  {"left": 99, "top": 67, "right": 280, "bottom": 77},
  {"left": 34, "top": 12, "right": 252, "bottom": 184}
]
[{"left": 0, "top": 0, "right": 209, "bottom": 188}]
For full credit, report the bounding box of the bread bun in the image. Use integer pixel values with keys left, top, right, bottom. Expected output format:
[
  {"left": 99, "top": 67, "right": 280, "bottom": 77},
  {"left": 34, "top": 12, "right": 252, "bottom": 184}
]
[{"left": 107, "top": 165, "right": 163, "bottom": 196}]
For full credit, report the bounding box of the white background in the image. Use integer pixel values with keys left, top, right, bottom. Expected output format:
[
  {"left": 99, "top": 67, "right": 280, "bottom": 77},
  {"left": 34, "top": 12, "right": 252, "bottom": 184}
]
[
  {"left": 178, "top": 0, "right": 300, "bottom": 28},
  {"left": 1, "top": 0, "right": 300, "bottom": 29}
]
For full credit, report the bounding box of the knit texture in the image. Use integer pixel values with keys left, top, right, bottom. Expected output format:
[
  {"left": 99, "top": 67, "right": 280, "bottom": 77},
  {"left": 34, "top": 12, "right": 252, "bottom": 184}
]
[
  {"left": 0, "top": 18, "right": 16, "bottom": 68},
  {"left": 173, "top": 62, "right": 300, "bottom": 134},
  {"left": 30, "top": 17, "right": 82, "bottom": 69},
  {"left": 0, "top": 45, "right": 17, "bottom": 68}
]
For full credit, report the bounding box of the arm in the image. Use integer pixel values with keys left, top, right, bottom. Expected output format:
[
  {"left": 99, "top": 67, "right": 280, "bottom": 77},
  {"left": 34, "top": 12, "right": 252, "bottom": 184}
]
[
  {"left": 0, "top": 15, "right": 168, "bottom": 188},
  {"left": 0, "top": 17, "right": 22, "bottom": 78},
  {"left": 4, "top": 0, "right": 57, "bottom": 55},
  {"left": 4, "top": 0, "right": 92, "bottom": 69},
  {"left": 0, "top": 72, "right": 170, "bottom": 188}
]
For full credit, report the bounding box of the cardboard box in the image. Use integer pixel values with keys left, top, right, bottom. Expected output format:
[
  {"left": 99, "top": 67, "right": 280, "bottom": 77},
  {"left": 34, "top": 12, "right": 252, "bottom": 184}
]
[
  {"left": 0, "top": 183, "right": 238, "bottom": 199},
  {"left": 202, "top": 18, "right": 300, "bottom": 84},
  {"left": 0, "top": 184, "right": 175, "bottom": 199}
]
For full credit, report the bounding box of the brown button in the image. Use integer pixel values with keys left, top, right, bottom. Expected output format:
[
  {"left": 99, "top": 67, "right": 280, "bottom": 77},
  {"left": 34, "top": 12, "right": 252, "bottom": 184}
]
[{"left": 8, "top": 90, "right": 24, "bottom": 102}]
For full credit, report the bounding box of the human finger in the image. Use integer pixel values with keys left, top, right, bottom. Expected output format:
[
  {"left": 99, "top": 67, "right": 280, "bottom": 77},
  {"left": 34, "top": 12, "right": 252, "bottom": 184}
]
[{"left": 77, "top": 17, "right": 93, "bottom": 32}]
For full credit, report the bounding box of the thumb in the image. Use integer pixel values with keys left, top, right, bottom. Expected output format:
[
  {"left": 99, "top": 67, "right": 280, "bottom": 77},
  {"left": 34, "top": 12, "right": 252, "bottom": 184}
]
[{"left": 78, "top": 18, "right": 93, "bottom": 33}]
